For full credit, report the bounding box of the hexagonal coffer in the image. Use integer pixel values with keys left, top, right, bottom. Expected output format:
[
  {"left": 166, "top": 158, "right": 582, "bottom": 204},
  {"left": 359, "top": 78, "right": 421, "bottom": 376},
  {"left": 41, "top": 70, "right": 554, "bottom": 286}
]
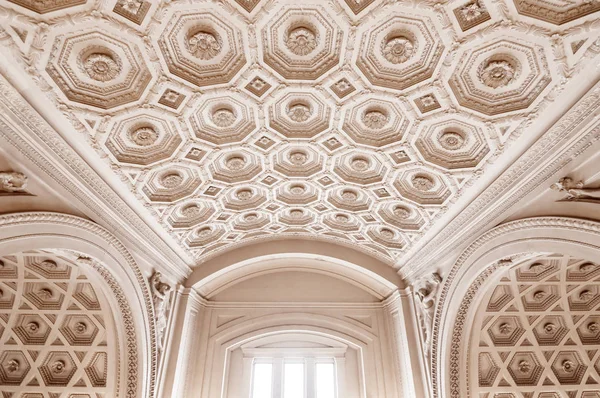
[
  {"left": 59, "top": 315, "right": 99, "bottom": 346},
  {"left": 13, "top": 314, "right": 52, "bottom": 345},
  {"left": 39, "top": 351, "right": 77, "bottom": 386}
]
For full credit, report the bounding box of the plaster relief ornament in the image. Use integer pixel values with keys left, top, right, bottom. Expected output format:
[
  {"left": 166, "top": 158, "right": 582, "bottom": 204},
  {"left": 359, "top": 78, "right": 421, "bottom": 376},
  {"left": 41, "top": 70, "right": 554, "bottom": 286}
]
[
  {"left": 393, "top": 206, "right": 411, "bottom": 219},
  {"left": 212, "top": 108, "right": 236, "bottom": 127},
  {"left": 160, "top": 173, "right": 183, "bottom": 188},
  {"left": 289, "top": 151, "right": 308, "bottom": 165},
  {"left": 6, "top": 359, "right": 19, "bottom": 373},
  {"left": 129, "top": 126, "right": 158, "bottom": 147},
  {"left": 51, "top": 360, "right": 66, "bottom": 374},
  {"left": 439, "top": 131, "right": 465, "bottom": 150},
  {"left": 362, "top": 110, "right": 389, "bottom": 130},
  {"left": 0, "top": 172, "right": 28, "bottom": 194},
  {"left": 226, "top": 156, "right": 246, "bottom": 171},
  {"left": 82, "top": 52, "right": 122, "bottom": 82},
  {"left": 290, "top": 185, "right": 306, "bottom": 195},
  {"left": 289, "top": 209, "right": 304, "bottom": 218},
  {"left": 150, "top": 271, "right": 171, "bottom": 353},
  {"left": 342, "top": 190, "right": 358, "bottom": 201},
  {"left": 479, "top": 59, "right": 517, "bottom": 88},
  {"left": 518, "top": 360, "right": 531, "bottom": 374},
  {"left": 287, "top": 103, "right": 312, "bottom": 122},
  {"left": 382, "top": 36, "right": 415, "bottom": 64},
  {"left": 460, "top": 1, "right": 485, "bottom": 21},
  {"left": 414, "top": 272, "right": 443, "bottom": 360},
  {"left": 351, "top": 157, "right": 370, "bottom": 171},
  {"left": 551, "top": 177, "right": 600, "bottom": 203},
  {"left": 498, "top": 322, "right": 513, "bottom": 335},
  {"left": 235, "top": 189, "right": 253, "bottom": 201},
  {"left": 186, "top": 30, "right": 222, "bottom": 60},
  {"left": 412, "top": 175, "right": 435, "bottom": 192},
  {"left": 286, "top": 26, "right": 318, "bottom": 56},
  {"left": 588, "top": 322, "right": 599, "bottom": 332}
]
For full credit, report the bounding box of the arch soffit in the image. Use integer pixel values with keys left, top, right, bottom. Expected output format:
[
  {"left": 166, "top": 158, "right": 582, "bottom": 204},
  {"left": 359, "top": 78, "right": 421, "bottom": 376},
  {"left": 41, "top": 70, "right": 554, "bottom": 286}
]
[
  {"left": 188, "top": 239, "right": 402, "bottom": 298},
  {"left": 0, "top": 211, "right": 156, "bottom": 398},
  {"left": 432, "top": 216, "right": 600, "bottom": 398}
]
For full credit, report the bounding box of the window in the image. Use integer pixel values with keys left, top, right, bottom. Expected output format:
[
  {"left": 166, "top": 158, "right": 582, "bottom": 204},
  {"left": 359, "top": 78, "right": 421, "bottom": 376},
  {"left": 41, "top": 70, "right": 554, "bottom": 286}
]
[{"left": 250, "top": 356, "right": 338, "bottom": 398}]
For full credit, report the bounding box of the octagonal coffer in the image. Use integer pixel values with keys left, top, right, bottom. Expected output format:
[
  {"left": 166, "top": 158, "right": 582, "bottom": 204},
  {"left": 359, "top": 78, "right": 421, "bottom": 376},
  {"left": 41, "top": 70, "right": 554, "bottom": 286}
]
[
  {"left": 268, "top": 91, "right": 331, "bottom": 139},
  {"left": 341, "top": 97, "right": 410, "bottom": 147},
  {"left": 449, "top": 37, "right": 552, "bottom": 116},
  {"left": 261, "top": 5, "right": 344, "bottom": 80},
  {"left": 46, "top": 29, "right": 152, "bottom": 110},
  {"left": 189, "top": 94, "right": 258, "bottom": 145},
  {"left": 158, "top": 9, "right": 247, "bottom": 87},
  {"left": 355, "top": 11, "right": 445, "bottom": 91},
  {"left": 106, "top": 113, "right": 182, "bottom": 166},
  {"left": 415, "top": 117, "right": 490, "bottom": 170}
]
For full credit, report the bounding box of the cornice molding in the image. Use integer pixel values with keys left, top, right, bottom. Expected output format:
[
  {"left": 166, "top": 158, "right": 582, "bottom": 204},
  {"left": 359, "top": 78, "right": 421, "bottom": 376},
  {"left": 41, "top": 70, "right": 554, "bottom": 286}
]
[
  {"left": 400, "top": 72, "right": 600, "bottom": 282},
  {"left": 0, "top": 67, "right": 192, "bottom": 281},
  {"left": 430, "top": 216, "right": 600, "bottom": 398}
]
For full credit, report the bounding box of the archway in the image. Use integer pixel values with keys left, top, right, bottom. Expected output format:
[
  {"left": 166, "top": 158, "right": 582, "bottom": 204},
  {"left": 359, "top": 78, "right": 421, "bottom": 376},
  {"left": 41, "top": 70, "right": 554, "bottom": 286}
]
[
  {"left": 0, "top": 212, "right": 157, "bottom": 398},
  {"left": 432, "top": 217, "right": 600, "bottom": 398}
]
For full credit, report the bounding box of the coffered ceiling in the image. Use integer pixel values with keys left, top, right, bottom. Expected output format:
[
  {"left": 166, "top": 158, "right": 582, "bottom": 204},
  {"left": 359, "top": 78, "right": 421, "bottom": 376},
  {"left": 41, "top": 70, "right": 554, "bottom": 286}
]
[{"left": 0, "top": 0, "right": 598, "bottom": 268}]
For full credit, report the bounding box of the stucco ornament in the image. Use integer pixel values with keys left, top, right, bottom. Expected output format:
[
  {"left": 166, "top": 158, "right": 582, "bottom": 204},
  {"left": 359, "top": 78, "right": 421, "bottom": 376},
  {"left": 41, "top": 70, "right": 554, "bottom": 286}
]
[
  {"left": 414, "top": 272, "right": 443, "bottom": 361},
  {"left": 382, "top": 36, "right": 414, "bottom": 64},
  {"left": 0, "top": 172, "right": 28, "bottom": 193},
  {"left": 82, "top": 53, "right": 122, "bottom": 82},
  {"left": 186, "top": 31, "right": 222, "bottom": 60},
  {"left": 287, "top": 103, "right": 312, "bottom": 122},
  {"left": 129, "top": 127, "right": 158, "bottom": 147},
  {"left": 211, "top": 108, "right": 236, "bottom": 127},
  {"left": 439, "top": 131, "right": 465, "bottom": 150},
  {"left": 362, "top": 110, "right": 388, "bottom": 130},
  {"left": 286, "top": 27, "right": 318, "bottom": 56},
  {"left": 412, "top": 175, "right": 435, "bottom": 192},
  {"left": 479, "top": 59, "right": 516, "bottom": 88},
  {"left": 551, "top": 177, "right": 600, "bottom": 202},
  {"left": 150, "top": 271, "right": 171, "bottom": 353}
]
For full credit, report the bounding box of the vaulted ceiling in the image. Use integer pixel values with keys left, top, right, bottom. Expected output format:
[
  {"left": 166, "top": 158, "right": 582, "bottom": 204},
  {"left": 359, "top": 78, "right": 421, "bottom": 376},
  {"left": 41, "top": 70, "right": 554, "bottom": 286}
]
[{"left": 0, "top": 0, "right": 599, "bottom": 269}]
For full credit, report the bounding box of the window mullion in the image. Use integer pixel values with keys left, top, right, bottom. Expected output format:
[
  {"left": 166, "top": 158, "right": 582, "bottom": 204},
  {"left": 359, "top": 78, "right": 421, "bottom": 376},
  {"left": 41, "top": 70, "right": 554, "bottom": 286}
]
[
  {"left": 306, "top": 357, "right": 315, "bottom": 398},
  {"left": 273, "top": 357, "right": 284, "bottom": 398}
]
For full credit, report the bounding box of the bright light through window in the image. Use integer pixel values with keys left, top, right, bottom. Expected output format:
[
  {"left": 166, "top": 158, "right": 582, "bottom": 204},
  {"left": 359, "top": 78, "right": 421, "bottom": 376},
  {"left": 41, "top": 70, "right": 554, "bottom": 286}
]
[
  {"left": 316, "top": 363, "right": 335, "bottom": 398},
  {"left": 283, "top": 362, "right": 304, "bottom": 398},
  {"left": 252, "top": 363, "right": 273, "bottom": 398}
]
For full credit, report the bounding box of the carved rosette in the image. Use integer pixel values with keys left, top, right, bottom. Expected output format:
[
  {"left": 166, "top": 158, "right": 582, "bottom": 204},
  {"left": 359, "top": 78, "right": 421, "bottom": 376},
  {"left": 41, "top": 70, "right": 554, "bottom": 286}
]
[
  {"left": 415, "top": 117, "right": 490, "bottom": 170},
  {"left": 333, "top": 153, "right": 388, "bottom": 185},
  {"left": 367, "top": 226, "right": 406, "bottom": 249},
  {"left": 272, "top": 146, "right": 324, "bottom": 178},
  {"left": 323, "top": 212, "right": 361, "bottom": 232},
  {"left": 377, "top": 202, "right": 425, "bottom": 230},
  {"left": 223, "top": 186, "right": 268, "bottom": 211},
  {"left": 449, "top": 37, "right": 552, "bottom": 116},
  {"left": 393, "top": 168, "right": 451, "bottom": 205},
  {"left": 46, "top": 29, "right": 152, "bottom": 109},
  {"left": 233, "top": 212, "right": 270, "bottom": 231},
  {"left": 158, "top": 9, "right": 247, "bottom": 87},
  {"left": 261, "top": 5, "right": 344, "bottom": 80},
  {"left": 275, "top": 182, "right": 319, "bottom": 205},
  {"left": 210, "top": 150, "right": 263, "bottom": 183},
  {"left": 189, "top": 94, "right": 258, "bottom": 145},
  {"left": 105, "top": 113, "right": 182, "bottom": 166},
  {"left": 167, "top": 200, "right": 215, "bottom": 228},
  {"left": 341, "top": 98, "right": 411, "bottom": 147},
  {"left": 142, "top": 166, "right": 201, "bottom": 203},
  {"left": 185, "top": 225, "right": 226, "bottom": 248},
  {"left": 268, "top": 91, "right": 331, "bottom": 139},
  {"left": 279, "top": 208, "right": 314, "bottom": 226},
  {"left": 327, "top": 187, "right": 372, "bottom": 212},
  {"left": 355, "top": 12, "right": 445, "bottom": 91}
]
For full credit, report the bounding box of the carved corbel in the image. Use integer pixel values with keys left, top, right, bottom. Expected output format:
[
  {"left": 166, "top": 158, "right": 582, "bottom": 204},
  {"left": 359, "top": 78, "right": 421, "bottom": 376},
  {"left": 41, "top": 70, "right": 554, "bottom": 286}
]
[{"left": 551, "top": 177, "right": 600, "bottom": 203}]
